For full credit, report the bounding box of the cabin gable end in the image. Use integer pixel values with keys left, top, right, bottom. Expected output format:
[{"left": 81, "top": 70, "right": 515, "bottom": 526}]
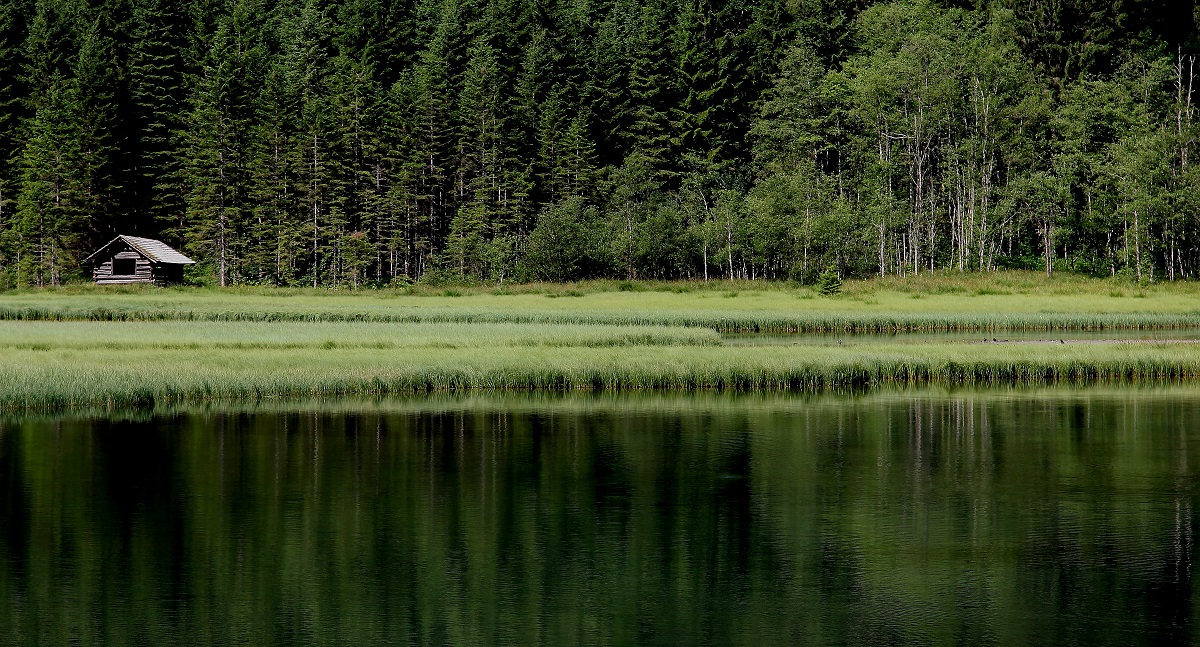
[{"left": 86, "top": 236, "right": 193, "bottom": 285}]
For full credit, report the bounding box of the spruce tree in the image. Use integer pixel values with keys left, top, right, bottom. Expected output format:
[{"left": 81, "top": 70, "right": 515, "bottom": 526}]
[
  {"left": 625, "top": 0, "right": 674, "bottom": 179},
  {"left": 672, "top": 1, "right": 728, "bottom": 162},
  {"left": 409, "top": 0, "right": 460, "bottom": 260},
  {"left": 447, "top": 38, "right": 505, "bottom": 280},
  {"left": 587, "top": 0, "right": 638, "bottom": 169},
  {"left": 0, "top": 0, "right": 1193, "bottom": 285},
  {"left": 247, "top": 52, "right": 300, "bottom": 284},
  {"left": 127, "top": 0, "right": 188, "bottom": 237},
  {"left": 380, "top": 70, "right": 424, "bottom": 279},
  {"left": 12, "top": 72, "right": 81, "bottom": 286},
  {"left": 281, "top": 0, "right": 339, "bottom": 286},
  {"left": 70, "top": 16, "right": 121, "bottom": 246},
  {"left": 178, "top": 1, "right": 266, "bottom": 286},
  {"left": 0, "top": 0, "right": 31, "bottom": 280}
]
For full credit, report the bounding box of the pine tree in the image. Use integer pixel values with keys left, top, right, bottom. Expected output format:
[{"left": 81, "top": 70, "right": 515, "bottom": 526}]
[
  {"left": 447, "top": 38, "right": 506, "bottom": 280},
  {"left": 127, "top": 0, "right": 188, "bottom": 236},
  {"left": 625, "top": 0, "right": 674, "bottom": 179},
  {"left": 12, "top": 72, "right": 82, "bottom": 286},
  {"left": 409, "top": 0, "right": 461, "bottom": 263},
  {"left": 178, "top": 0, "right": 266, "bottom": 286},
  {"left": 70, "top": 16, "right": 121, "bottom": 247},
  {"left": 0, "top": 0, "right": 31, "bottom": 280}
]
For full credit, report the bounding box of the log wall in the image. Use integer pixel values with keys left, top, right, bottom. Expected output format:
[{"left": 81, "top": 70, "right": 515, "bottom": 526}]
[{"left": 93, "top": 250, "right": 155, "bottom": 284}]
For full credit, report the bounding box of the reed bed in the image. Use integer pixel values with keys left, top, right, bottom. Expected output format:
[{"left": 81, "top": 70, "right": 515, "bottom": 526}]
[
  {"left": 0, "top": 321, "right": 721, "bottom": 350},
  {"left": 7, "top": 278, "right": 1200, "bottom": 412},
  {"left": 4, "top": 284, "right": 1200, "bottom": 332},
  {"left": 7, "top": 337, "right": 1200, "bottom": 411},
  {"left": 14, "top": 385, "right": 1200, "bottom": 424}
]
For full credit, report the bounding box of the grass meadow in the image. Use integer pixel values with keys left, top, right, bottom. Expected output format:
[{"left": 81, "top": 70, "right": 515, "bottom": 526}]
[
  {"left": 7, "top": 271, "right": 1200, "bottom": 410},
  {"left": 5, "top": 321, "right": 1200, "bottom": 411},
  {"left": 4, "top": 271, "right": 1200, "bottom": 332}
]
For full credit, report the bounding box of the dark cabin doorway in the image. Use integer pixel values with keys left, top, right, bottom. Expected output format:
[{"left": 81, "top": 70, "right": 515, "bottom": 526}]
[{"left": 113, "top": 258, "right": 137, "bottom": 275}]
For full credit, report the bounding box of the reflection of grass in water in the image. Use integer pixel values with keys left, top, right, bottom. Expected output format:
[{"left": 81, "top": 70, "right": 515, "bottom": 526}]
[
  {"left": 14, "top": 384, "right": 1200, "bottom": 424},
  {"left": 8, "top": 388, "right": 1193, "bottom": 644},
  {"left": 6, "top": 320, "right": 1200, "bottom": 410}
]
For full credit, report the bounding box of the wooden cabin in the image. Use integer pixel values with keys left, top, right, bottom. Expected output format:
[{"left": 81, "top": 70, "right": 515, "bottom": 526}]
[{"left": 84, "top": 235, "right": 195, "bottom": 285}]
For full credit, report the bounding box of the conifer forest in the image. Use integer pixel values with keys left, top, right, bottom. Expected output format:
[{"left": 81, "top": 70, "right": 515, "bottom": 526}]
[{"left": 0, "top": 0, "right": 1198, "bottom": 288}]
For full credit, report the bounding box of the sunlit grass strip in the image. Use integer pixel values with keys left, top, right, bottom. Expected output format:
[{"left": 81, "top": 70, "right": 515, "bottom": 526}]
[
  {"left": 7, "top": 304, "right": 1200, "bottom": 333},
  {"left": 0, "top": 321, "right": 722, "bottom": 350},
  {"left": 6, "top": 343, "right": 1200, "bottom": 411},
  {"left": 7, "top": 281, "right": 1200, "bottom": 332}
]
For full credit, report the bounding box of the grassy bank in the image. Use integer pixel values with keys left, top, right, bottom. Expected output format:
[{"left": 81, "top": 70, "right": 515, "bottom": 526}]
[
  {"left": 7, "top": 273, "right": 1200, "bottom": 411},
  {"left": 6, "top": 320, "right": 1200, "bottom": 410},
  {"left": 12, "top": 385, "right": 1200, "bottom": 424},
  {"left": 3, "top": 271, "right": 1200, "bottom": 332}
]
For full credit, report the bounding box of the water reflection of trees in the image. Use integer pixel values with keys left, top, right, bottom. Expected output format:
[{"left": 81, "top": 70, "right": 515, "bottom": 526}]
[{"left": 0, "top": 392, "right": 1196, "bottom": 644}]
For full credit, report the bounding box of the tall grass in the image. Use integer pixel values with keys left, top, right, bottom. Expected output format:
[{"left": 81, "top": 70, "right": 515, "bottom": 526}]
[
  {"left": 7, "top": 336, "right": 1200, "bottom": 411},
  {"left": 13, "top": 385, "right": 1198, "bottom": 424},
  {"left": 4, "top": 279, "right": 1200, "bottom": 332},
  {"left": 0, "top": 321, "right": 720, "bottom": 350},
  {"left": 7, "top": 273, "right": 1200, "bottom": 411}
]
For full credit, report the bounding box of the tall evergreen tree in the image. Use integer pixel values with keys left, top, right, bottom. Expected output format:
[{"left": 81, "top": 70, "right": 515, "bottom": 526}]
[
  {"left": 0, "top": 1, "right": 31, "bottom": 280},
  {"left": 71, "top": 15, "right": 122, "bottom": 246},
  {"left": 127, "top": 0, "right": 189, "bottom": 237},
  {"left": 625, "top": 0, "right": 675, "bottom": 179},
  {"left": 178, "top": 0, "right": 266, "bottom": 285},
  {"left": 11, "top": 72, "right": 82, "bottom": 286}
]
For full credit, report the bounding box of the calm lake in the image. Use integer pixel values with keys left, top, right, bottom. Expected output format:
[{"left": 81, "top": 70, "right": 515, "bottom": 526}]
[{"left": 2, "top": 389, "right": 1198, "bottom": 646}]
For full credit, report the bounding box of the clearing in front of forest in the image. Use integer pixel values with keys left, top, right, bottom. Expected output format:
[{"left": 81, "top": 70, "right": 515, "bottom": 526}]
[
  {"left": 2, "top": 271, "right": 1200, "bottom": 332},
  {"left": 7, "top": 272, "right": 1200, "bottom": 410},
  {"left": 5, "top": 317, "right": 1200, "bottom": 410}
]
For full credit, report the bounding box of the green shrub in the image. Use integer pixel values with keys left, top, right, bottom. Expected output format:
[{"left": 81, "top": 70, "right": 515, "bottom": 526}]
[{"left": 817, "top": 267, "right": 842, "bottom": 296}]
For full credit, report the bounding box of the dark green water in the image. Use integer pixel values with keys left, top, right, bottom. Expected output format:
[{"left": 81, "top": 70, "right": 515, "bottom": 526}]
[{"left": 2, "top": 390, "right": 1199, "bottom": 646}]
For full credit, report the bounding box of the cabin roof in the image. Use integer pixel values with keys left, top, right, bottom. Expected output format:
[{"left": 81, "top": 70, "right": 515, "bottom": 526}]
[{"left": 84, "top": 235, "right": 195, "bottom": 265}]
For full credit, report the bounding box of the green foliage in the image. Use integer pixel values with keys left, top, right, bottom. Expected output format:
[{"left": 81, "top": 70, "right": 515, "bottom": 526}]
[
  {"left": 817, "top": 266, "right": 841, "bottom": 295},
  {"left": 521, "top": 197, "right": 607, "bottom": 281},
  {"left": 0, "top": 0, "right": 1197, "bottom": 287}
]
